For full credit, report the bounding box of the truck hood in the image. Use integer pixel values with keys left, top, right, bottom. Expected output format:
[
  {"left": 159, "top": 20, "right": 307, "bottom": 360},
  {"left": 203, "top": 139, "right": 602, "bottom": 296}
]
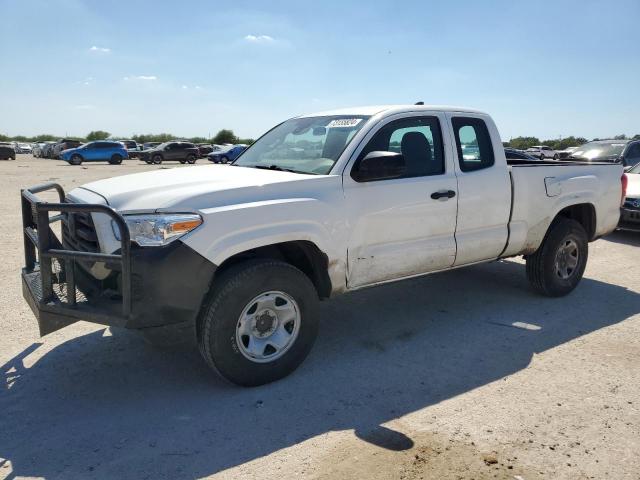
[{"left": 74, "top": 164, "right": 334, "bottom": 212}]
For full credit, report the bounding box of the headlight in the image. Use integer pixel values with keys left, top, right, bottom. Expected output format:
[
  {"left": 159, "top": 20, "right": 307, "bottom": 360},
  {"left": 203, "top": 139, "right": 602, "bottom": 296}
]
[{"left": 112, "top": 214, "right": 202, "bottom": 246}]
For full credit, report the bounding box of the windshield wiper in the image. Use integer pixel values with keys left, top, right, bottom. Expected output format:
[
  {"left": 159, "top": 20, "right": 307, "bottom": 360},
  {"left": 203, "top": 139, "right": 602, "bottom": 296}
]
[{"left": 252, "top": 165, "right": 316, "bottom": 175}]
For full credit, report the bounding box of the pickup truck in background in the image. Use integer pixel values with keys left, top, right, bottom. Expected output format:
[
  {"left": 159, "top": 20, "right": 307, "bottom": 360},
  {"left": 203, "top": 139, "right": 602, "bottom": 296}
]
[{"left": 20, "top": 105, "right": 625, "bottom": 386}]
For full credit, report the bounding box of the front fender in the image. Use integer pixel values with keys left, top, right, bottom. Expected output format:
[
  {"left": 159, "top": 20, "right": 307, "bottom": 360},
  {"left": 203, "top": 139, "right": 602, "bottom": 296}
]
[{"left": 181, "top": 197, "right": 347, "bottom": 292}]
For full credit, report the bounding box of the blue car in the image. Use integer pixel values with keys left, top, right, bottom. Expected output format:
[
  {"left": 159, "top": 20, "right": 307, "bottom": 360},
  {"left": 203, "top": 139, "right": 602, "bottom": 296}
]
[
  {"left": 207, "top": 144, "right": 247, "bottom": 163},
  {"left": 60, "top": 141, "right": 129, "bottom": 165}
]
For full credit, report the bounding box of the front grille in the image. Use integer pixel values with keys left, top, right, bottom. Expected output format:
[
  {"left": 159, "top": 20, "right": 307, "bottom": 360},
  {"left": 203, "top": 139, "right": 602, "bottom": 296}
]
[
  {"left": 61, "top": 210, "right": 99, "bottom": 253},
  {"left": 623, "top": 197, "right": 640, "bottom": 210}
]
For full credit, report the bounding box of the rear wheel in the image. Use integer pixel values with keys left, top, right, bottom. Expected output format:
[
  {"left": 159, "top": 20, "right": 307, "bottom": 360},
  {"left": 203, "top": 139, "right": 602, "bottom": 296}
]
[
  {"left": 526, "top": 218, "right": 588, "bottom": 297},
  {"left": 186, "top": 154, "right": 197, "bottom": 164},
  {"left": 69, "top": 154, "right": 83, "bottom": 165},
  {"left": 198, "top": 259, "right": 319, "bottom": 386},
  {"left": 109, "top": 154, "right": 123, "bottom": 165}
]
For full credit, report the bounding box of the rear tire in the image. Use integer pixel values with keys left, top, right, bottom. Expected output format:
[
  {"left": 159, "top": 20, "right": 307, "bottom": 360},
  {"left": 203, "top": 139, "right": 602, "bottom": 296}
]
[
  {"left": 198, "top": 259, "right": 319, "bottom": 386},
  {"left": 526, "top": 218, "right": 588, "bottom": 297},
  {"left": 186, "top": 154, "right": 196, "bottom": 164},
  {"left": 109, "top": 154, "right": 123, "bottom": 165},
  {"left": 69, "top": 154, "right": 82, "bottom": 165}
]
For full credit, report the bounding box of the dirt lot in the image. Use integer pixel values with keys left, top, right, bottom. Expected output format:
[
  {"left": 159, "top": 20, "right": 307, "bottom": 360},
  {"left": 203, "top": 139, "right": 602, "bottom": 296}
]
[{"left": 1, "top": 155, "right": 639, "bottom": 480}]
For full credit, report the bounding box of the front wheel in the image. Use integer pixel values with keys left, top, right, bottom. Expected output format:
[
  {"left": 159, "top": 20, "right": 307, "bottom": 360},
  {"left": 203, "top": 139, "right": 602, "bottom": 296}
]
[
  {"left": 198, "top": 259, "right": 319, "bottom": 386},
  {"left": 526, "top": 218, "right": 588, "bottom": 297},
  {"left": 221, "top": 156, "right": 229, "bottom": 164},
  {"left": 152, "top": 154, "right": 162, "bottom": 164},
  {"left": 553, "top": 154, "right": 559, "bottom": 160},
  {"left": 69, "top": 154, "right": 83, "bottom": 165}
]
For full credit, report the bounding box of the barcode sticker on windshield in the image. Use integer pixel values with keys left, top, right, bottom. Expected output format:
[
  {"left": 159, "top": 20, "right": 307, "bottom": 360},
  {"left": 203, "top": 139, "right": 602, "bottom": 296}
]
[{"left": 327, "top": 118, "right": 362, "bottom": 128}]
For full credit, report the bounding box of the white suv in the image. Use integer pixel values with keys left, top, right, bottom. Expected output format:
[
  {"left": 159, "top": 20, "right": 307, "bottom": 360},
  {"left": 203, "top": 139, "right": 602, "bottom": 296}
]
[{"left": 525, "top": 145, "right": 559, "bottom": 160}]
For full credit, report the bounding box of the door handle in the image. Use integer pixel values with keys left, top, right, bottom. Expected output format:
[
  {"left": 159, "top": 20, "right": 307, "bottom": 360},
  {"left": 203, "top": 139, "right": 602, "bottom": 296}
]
[{"left": 430, "top": 190, "right": 456, "bottom": 200}]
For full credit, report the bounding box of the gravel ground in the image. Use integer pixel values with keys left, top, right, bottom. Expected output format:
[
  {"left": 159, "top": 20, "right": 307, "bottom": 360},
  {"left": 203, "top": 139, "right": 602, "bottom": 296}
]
[{"left": 1, "top": 155, "right": 639, "bottom": 480}]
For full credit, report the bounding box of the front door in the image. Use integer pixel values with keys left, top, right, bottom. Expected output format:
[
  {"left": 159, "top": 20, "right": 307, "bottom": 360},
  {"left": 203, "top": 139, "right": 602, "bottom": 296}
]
[{"left": 343, "top": 114, "right": 458, "bottom": 288}]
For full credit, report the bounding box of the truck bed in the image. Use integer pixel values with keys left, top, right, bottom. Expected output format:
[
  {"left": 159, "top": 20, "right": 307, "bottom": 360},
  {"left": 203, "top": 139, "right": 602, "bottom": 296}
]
[{"left": 502, "top": 162, "right": 623, "bottom": 257}]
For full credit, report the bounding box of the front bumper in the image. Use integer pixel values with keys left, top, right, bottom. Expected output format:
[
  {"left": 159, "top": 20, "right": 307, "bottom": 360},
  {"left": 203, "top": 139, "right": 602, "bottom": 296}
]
[
  {"left": 21, "top": 183, "right": 216, "bottom": 336},
  {"left": 618, "top": 205, "right": 640, "bottom": 232}
]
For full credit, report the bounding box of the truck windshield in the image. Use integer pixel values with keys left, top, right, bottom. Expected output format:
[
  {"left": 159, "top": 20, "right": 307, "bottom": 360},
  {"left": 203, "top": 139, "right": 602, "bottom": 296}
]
[{"left": 233, "top": 115, "right": 370, "bottom": 175}]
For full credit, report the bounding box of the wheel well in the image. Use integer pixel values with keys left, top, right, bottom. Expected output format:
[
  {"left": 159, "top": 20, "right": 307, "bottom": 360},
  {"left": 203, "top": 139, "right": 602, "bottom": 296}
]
[
  {"left": 215, "top": 241, "right": 332, "bottom": 299},
  {"left": 555, "top": 203, "right": 596, "bottom": 239}
]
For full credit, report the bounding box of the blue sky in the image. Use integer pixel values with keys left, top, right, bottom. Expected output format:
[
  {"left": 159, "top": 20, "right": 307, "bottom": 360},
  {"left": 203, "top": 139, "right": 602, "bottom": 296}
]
[{"left": 0, "top": 0, "right": 638, "bottom": 140}]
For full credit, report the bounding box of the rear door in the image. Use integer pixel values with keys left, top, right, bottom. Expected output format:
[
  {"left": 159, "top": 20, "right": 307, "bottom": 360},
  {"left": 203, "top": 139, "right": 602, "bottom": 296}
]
[
  {"left": 83, "top": 142, "right": 99, "bottom": 161},
  {"left": 445, "top": 114, "right": 511, "bottom": 266},
  {"left": 172, "top": 143, "right": 186, "bottom": 161},
  {"left": 344, "top": 113, "right": 458, "bottom": 288},
  {"left": 94, "top": 142, "right": 110, "bottom": 160}
]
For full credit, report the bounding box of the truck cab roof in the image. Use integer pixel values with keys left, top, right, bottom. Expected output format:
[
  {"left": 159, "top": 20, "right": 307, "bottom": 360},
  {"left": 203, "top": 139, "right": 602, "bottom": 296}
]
[{"left": 299, "top": 104, "right": 487, "bottom": 118}]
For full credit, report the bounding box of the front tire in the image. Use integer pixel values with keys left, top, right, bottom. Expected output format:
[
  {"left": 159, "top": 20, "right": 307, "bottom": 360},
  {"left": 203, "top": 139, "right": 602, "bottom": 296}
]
[
  {"left": 221, "top": 156, "right": 229, "bottom": 164},
  {"left": 553, "top": 154, "right": 559, "bottom": 160},
  {"left": 526, "top": 218, "right": 588, "bottom": 297},
  {"left": 69, "top": 154, "right": 83, "bottom": 165},
  {"left": 152, "top": 154, "right": 162, "bottom": 164},
  {"left": 198, "top": 259, "right": 319, "bottom": 386}
]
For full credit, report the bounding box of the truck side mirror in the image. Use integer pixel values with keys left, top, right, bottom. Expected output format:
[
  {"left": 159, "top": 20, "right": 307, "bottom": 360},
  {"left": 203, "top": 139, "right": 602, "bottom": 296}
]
[{"left": 353, "top": 151, "right": 406, "bottom": 182}]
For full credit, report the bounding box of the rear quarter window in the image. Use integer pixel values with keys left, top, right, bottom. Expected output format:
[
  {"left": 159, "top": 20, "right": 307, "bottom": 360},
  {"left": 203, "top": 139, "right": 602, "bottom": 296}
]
[{"left": 451, "top": 117, "right": 495, "bottom": 172}]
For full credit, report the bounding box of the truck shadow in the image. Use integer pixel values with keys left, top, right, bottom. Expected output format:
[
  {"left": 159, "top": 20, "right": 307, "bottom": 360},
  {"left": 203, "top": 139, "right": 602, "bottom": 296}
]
[
  {"left": 1, "top": 259, "right": 639, "bottom": 479},
  {"left": 603, "top": 230, "right": 640, "bottom": 247}
]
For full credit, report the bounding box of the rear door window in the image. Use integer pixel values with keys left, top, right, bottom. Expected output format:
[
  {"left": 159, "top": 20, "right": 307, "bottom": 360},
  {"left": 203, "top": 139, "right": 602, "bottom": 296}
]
[{"left": 451, "top": 117, "right": 495, "bottom": 172}]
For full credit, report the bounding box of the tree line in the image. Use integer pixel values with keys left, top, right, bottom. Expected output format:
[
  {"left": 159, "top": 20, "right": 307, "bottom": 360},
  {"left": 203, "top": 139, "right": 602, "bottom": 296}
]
[
  {"left": 0, "top": 129, "right": 255, "bottom": 145},
  {"left": 505, "top": 134, "right": 640, "bottom": 150},
  {"left": 4, "top": 130, "right": 640, "bottom": 150}
]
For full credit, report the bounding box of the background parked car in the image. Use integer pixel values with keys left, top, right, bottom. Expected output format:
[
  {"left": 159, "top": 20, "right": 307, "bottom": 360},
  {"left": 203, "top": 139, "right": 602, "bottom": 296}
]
[
  {"left": 196, "top": 143, "right": 214, "bottom": 157},
  {"left": 557, "top": 146, "right": 580, "bottom": 159},
  {"left": 52, "top": 139, "right": 82, "bottom": 159},
  {"left": 569, "top": 139, "right": 640, "bottom": 168},
  {"left": 139, "top": 141, "right": 199, "bottom": 164},
  {"left": 41, "top": 142, "right": 57, "bottom": 158},
  {"left": 619, "top": 162, "right": 640, "bottom": 231},
  {"left": 207, "top": 144, "right": 247, "bottom": 163},
  {"left": 0, "top": 142, "right": 16, "bottom": 160},
  {"left": 116, "top": 139, "right": 140, "bottom": 158},
  {"left": 525, "top": 145, "right": 559, "bottom": 160},
  {"left": 32, "top": 142, "right": 48, "bottom": 157},
  {"left": 14, "top": 143, "right": 32, "bottom": 154},
  {"left": 60, "top": 141, "right": 129, "bottom": 165},
  {"left": 504, "top": 148, "right": 542, "bottom": 161}
]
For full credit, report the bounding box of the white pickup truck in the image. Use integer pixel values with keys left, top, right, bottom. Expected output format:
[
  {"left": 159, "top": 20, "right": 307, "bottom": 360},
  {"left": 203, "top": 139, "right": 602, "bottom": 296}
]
[{"left": 21, "top": 105, "right": 626, "bottom": 386}]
